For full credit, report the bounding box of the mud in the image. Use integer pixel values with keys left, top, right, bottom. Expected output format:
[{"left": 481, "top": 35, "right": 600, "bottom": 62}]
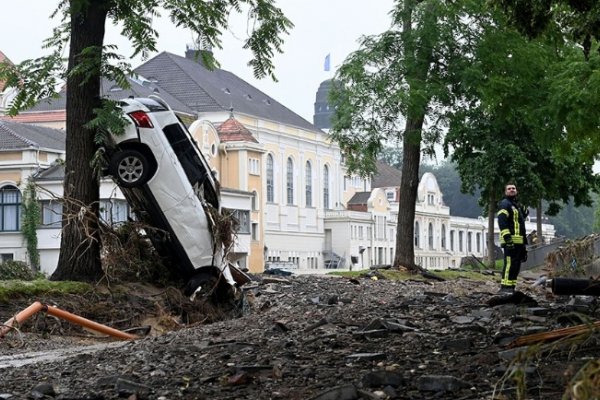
[{"left": 1, "top": 272, "right": 599, "bottom": 399}]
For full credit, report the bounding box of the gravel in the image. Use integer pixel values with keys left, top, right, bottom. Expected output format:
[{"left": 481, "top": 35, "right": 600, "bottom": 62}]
[{"left": 1, "top": 272, "right": 598, "bottom": 399}]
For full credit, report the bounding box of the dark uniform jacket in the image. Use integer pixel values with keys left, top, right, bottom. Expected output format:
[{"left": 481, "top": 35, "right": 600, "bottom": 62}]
[{"left": 497, "top": 197, "right": 528, "bottom": 246}]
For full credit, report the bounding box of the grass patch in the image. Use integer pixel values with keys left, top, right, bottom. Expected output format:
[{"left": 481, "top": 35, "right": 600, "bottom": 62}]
[{"left": 0, "top": 279, "right": 92, "bottom": 303}]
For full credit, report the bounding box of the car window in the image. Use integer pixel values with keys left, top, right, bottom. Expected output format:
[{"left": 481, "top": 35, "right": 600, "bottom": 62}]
[{"left": 162, "top": 123, "right": 219, "bottom": 208}]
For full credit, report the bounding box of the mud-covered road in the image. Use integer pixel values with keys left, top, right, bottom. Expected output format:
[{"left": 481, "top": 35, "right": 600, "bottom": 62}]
[{"left": 1, "top": 272, "right": 598, "bottom": 399}]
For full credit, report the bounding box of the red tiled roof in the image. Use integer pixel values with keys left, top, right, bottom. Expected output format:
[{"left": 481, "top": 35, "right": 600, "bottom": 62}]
[
  {"left": 0, "top": 110, "right": 67, "bottom": 124},
  {"left": 217, "top": 116, "right": 258, "bottom": 143}
]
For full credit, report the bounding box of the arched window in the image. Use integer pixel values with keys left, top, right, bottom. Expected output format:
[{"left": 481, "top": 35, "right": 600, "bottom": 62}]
[
  {"left": 414, "top": 221, "right": 420, "bottom": 247},
  {"left": 428, "top": 223, "right": 434, "bottom": 249},
  {"left": 323, "top": 164, "right": 330, "bottom": 209},
  {"left": 441, "top": 224, "right": 446, "bottom": 249},
  {"left": 286, "top": 157, "right": 294, "bottom": 205},
  {"left": 0, "top": 185, "right": 21, "bottom": 231},
  {"left": 266, "top": 154, "right": 274, "bottom": 202},
  {"left": 305, "top": 161, "right": 312, "bottom": 207}
]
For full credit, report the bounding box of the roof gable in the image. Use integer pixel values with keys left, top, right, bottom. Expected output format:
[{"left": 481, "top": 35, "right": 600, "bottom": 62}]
[
  {"left": 0, "top": 120, "right": 65, "bottom": 151},
  {"left": 217, "top": 116, "right": 258, "bottom": 143},
  {"left": 372, "top": 161, "right": 402, "bottom": 188},
  {"left": 23, "top": 77, "right": 195, "bottom": 116},
  {"left": 134, "top": 51, "right": 317, "bottom": 131}
]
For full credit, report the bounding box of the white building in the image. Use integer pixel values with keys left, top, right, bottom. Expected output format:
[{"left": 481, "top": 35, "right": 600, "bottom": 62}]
[{"left": 0, "top": 49, "right": 555, "bottom": 275}]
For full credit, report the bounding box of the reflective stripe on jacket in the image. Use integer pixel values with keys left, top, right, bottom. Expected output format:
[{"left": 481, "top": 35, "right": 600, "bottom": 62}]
[{"left": 497, "top": 197, "right": 527, "bottom": 245}]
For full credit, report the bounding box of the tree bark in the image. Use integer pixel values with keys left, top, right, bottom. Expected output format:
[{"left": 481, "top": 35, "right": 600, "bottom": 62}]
[
  {"left": 51, "top": 0, "right": 109, "bottom": 281},
  {"left": 391, "top": 0, "right": 434, "bottom": 273},
  {"left": 393, "top": 116, "right": 424, "bottom": 272}
]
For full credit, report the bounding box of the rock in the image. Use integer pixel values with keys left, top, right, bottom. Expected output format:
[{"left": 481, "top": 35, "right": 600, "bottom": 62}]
[
  {"left": 309, "top": 384, "right": 358, "bottom": 400},
  {"left": 451, "top": 316, "right": 475, "bottom": 324},
  {"left": 30, "top": 383, "right": 56, "bottom": 399},
  {"left": 262, "top": 277, "right": 291, "bottom": 284},
  {"left": 416, "top": 374, "right": 470, "bottom": 392},
  {"left": 524, "top": 307, "right": 550, "bottom": 316},
  {"left": 498, "top": 347, "right": 528, "bottom": 361},
  {"left": 346, "top": 353, "right": 387, "bottom": 362},
  {"left": 115, "top": 378, "right": 151, "bottom": 397},
  {"left": 441, "top": 338, "right": 473, "bottom": 352},
  {"left": 362, "top": 370, "right": 405, "bottom": 388},
  {"left": 0, "top": 274, "right": 592, "bottom": 399}
]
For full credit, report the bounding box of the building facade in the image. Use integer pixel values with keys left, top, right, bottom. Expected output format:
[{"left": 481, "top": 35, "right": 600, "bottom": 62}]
[{"left": 0, "top": 49, "right": 555, "bottom": 275}]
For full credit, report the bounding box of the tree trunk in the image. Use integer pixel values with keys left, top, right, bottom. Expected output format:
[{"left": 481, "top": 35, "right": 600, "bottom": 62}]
[
  {"left": 51, "top": 1, "right": 109, "bottom": 282},
  {"left": 536, "top": 198, "right": 543, "bottom": 244},
  {"left": 393, "top": 116, "right": 423, "bottom": 272},
  {"left": 487, "top": 190, "right": 497, "bottom": 267}
]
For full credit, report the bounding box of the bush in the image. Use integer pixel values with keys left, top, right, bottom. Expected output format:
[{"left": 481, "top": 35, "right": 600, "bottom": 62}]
[{"left": 0, "top": 260, "right": 37, "bottom": 280}]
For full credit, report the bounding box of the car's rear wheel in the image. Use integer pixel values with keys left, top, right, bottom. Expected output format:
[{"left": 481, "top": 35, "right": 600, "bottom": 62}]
[{"left": 110, "top": 149, "right": 152, "bottom": 188}]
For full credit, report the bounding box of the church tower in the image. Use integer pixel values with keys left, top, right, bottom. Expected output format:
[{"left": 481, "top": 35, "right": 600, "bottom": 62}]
[{"left": 313, "top": 79, "right": 334, "bottom": 130}]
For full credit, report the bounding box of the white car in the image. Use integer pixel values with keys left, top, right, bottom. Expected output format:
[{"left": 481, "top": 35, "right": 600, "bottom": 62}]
[{"left": 106, "top": 96, "right": 240, "bottom": 294}]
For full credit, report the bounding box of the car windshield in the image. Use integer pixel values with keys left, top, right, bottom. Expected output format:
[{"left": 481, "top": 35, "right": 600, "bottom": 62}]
[{"left": 162, "top": 123, "right": 219, "bottom": 208}]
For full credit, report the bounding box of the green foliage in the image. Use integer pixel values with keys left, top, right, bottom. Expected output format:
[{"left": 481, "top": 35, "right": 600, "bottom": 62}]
[
  {"left": 329, "top": 0, "right": 470, "bottom": 176},
  {"left": 546, "top": 47, "right": 600, "bottom": 155},
  {"left": 379, "top": 144, "right": 403, "bottom": 169},
  {"left": 594, "top": 194, "right": 600, "bottom": 233},
  {"left": 0, "top": 261, "right": 38, "bottom": 281},
  {"left": 328, "top": 0, "right": 485, "bottom": 270},
  {"left": 0, "top": 0, "right": 293, "bottom": 282},
  {"left": 548, "top": 200, "right": 596, "bottom": 239},
  {"left": 496, "top": 0, "right": 600, "bottom": 59},
  {"left": 445, "top": 5, "right": 600, "bottom": 220},
  {"left": 86, "top": 99, "right": 130, "bottom": 179},
  {"left": 0, "top": 279, "right": 91, "bottom": 303},
  {"left": 421, "top": 161, "right": 483, "bottom": 218},
  {"left": 0, "top": 52, "right": 65, "bottom": 116},
  {"left": 21, "top": 180, "right": 40, "bottom": 270}
]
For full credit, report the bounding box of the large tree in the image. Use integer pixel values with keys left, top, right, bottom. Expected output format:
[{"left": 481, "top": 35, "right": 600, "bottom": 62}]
[
  {"left": 329, "top": 0, "right": 472, "bottom": 271},
  {"left": 445, "top": 6, "right": 600, "bottom": 264},
  {"left": 0, "top": 0, "right": 292, "bottom": 281}
]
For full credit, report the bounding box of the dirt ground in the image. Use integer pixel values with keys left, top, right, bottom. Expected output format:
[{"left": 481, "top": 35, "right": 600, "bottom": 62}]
[{"left": 1, "top": 270, "right": 600, "bottom": 399}]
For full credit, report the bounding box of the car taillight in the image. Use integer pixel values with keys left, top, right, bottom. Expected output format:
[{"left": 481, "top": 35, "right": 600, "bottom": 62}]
[{"left": 128, "top": 111, "right": 154, "bottom": 128}]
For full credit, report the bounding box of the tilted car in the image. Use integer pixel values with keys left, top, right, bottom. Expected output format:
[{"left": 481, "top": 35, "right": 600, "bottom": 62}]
[{"left": 104, "top": 96, "right": 244, "bottom": 296}]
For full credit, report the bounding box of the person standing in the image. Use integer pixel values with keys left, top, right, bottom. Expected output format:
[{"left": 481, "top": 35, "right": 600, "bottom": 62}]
[{"left": 497, "top": 183, "right": 528, "bottom": 293}]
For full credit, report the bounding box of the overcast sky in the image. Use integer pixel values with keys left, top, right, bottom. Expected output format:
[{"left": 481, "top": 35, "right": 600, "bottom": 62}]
[{"left": 2, "top": 1, "right": 395, "bottom": 122}]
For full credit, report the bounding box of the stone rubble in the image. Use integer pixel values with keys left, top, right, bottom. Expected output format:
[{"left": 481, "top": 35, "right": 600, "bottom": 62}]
[{"left": 1, "top": 272, "right": 599, "bottom": 399}]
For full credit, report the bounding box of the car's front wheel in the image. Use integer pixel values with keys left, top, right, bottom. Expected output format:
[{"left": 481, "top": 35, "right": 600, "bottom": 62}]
[{"left": 110, "top": 149, "right": 152, "bottom": 188}]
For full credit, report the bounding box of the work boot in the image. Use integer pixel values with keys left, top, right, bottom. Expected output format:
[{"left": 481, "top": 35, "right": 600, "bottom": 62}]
[{"left": 498, "top": 285, "right": 515, "bottom": 294}]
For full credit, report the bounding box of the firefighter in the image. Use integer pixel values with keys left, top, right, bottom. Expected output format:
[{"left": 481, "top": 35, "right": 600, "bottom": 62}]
[{"left": 497, "top": 183, "right": 528, "bottom": 293}]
